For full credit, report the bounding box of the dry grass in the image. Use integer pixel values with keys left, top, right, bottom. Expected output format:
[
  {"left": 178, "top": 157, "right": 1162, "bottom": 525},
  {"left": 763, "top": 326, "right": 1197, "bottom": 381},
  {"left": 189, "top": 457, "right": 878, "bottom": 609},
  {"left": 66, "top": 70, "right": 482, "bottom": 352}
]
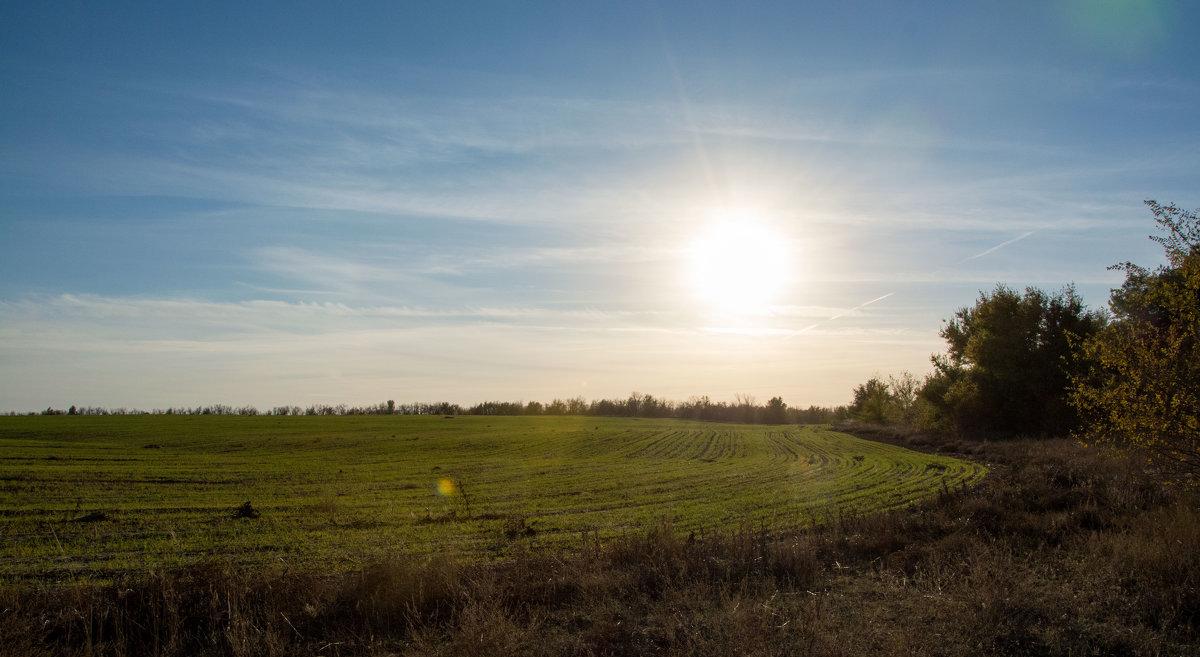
[{"left": 3, "top": 433, "right": 1197, "bottom": 656}]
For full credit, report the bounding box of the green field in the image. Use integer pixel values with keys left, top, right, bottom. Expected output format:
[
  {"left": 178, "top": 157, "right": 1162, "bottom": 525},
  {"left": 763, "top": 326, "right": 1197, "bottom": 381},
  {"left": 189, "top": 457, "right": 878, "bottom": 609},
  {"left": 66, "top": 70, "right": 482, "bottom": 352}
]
[{"left": 0, "top": 415, "right": 985, "bottom": 581}]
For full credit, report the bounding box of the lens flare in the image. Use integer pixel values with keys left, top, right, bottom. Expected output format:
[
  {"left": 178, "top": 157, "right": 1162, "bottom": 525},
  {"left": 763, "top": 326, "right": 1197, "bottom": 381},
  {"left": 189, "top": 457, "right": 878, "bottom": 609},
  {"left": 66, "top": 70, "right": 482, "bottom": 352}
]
[{"left": 436, "top": 478, "right": 456, "bottom": 496}]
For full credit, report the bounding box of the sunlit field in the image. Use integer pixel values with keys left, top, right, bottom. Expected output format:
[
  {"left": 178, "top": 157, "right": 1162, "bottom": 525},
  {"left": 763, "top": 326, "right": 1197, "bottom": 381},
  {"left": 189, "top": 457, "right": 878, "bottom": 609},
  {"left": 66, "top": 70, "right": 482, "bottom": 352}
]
[{"left": 0, "top": 415, "right": 984, "bottom": 581}]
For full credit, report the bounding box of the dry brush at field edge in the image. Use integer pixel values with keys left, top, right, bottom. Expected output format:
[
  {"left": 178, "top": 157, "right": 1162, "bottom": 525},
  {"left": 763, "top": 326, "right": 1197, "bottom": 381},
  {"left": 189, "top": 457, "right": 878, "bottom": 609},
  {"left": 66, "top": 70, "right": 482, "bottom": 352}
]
[{"left": 2, "top": 434, "right": 1197, "bottom": 656}]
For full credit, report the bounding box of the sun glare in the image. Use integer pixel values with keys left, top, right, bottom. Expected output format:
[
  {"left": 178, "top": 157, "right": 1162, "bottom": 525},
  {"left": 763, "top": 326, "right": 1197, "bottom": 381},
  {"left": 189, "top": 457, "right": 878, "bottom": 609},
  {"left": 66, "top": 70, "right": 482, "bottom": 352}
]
[{"left": 688, "top": 212, "right": 790, "bottom": 314}]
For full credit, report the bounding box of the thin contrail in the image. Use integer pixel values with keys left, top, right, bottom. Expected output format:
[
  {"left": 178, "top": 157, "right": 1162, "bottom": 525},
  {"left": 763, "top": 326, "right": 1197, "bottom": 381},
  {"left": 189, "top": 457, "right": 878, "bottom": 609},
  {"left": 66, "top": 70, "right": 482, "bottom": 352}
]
[
  {"left": 784, "top": 291, "right": 895, "bottom": 338},
  {"left": 958, "top": 231, "right": 1034, "bottom": 264},
  {"left": 828, "top": 292, "right": 895, "bottom": 321},
  {"left": 784, "top": 232, "right": 1029, "bottom": 340}
]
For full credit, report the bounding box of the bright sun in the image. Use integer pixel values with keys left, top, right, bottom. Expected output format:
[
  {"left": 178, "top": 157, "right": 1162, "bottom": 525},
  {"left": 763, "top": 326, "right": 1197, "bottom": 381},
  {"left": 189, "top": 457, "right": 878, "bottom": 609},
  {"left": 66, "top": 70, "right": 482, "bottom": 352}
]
[{"left": 687, "top": 212, "right": 790, "bottom": 314}]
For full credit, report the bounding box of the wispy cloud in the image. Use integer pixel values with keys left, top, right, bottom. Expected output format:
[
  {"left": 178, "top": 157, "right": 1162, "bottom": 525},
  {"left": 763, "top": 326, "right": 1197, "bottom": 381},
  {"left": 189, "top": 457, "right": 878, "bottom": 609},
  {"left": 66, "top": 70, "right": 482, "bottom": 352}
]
[
  {"left": 1, "top": 294, "right": 664, "bottom": 330},
  {"left": 243, "top": 241, "right": 680, "bottom": 308},
  {"left": 766, "top": 304, "right": 864, "bottom": 319},
  {"left": 14, "top": 63, "right": 1186, "bottom": 243},
  {"left": 700, "top": 327, "right": 797, "bottom": 337},
  {"left": 253, "top": 246, "right": 404, "bottom": 292},
  {"left": 0, "top": 292, "right": 941, "bottom": 410}
]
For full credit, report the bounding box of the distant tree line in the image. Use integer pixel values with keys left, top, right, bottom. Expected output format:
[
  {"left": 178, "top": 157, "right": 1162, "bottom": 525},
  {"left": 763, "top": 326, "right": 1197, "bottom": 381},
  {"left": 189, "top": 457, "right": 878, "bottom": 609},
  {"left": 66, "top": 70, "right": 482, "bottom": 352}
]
[
  {"left": 462, "top": 393, "right": 848, "bottom": 425},
  {"left": 18, "top": 395, "right": 851, "bottom": 425}
]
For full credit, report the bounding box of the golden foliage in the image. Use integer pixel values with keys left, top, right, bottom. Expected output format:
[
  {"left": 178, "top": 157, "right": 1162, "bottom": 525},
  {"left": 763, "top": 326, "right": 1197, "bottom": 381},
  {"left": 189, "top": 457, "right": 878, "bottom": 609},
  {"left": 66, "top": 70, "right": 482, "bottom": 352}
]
[{"left": 1072, "top": 201, "right": 1200, "bottom": 484}]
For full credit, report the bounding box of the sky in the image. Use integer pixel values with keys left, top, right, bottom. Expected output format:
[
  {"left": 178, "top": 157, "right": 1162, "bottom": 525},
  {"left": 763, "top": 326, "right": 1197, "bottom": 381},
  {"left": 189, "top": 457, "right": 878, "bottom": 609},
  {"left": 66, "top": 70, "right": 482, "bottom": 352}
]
[{"left": 2, "top": 1, "right": 1198, "bottom": 411}]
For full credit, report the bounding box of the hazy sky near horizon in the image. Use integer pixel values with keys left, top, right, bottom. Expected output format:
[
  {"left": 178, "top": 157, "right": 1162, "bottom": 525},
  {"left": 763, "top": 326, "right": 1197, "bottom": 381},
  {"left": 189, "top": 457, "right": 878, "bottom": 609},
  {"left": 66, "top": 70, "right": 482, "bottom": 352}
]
[{"left": 2, "top": 1, "right": 1198, "bottom": 411}]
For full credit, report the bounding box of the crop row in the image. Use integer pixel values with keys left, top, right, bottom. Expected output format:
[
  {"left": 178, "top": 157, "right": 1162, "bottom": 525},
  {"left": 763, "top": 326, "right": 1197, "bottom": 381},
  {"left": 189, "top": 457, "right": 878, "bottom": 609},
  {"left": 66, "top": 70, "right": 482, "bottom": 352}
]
[{"left": 0, "top": 415, "right": 986, "bottom": 580}]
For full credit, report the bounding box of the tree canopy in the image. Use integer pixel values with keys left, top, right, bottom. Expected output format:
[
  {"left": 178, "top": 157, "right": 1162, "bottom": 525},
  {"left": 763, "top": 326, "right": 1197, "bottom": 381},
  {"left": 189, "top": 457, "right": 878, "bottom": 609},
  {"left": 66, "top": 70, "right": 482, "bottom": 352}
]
[
  {"left": 851, "top": 377, "right": 891, "bottom": 424},
  {"left": 921, "top": 284, "right": 1106, "bottom": 437},
  {"left": 1071, "top": 201, "right": 1200, "bottom": 484}
]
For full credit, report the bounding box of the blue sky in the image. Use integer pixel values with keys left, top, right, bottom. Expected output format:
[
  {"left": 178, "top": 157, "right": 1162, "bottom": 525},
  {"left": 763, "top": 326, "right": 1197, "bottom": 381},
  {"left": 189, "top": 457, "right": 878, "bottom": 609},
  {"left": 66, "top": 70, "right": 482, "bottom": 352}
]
[{"left": 2, "top": 1, "right": 1197, "bottom": 410}]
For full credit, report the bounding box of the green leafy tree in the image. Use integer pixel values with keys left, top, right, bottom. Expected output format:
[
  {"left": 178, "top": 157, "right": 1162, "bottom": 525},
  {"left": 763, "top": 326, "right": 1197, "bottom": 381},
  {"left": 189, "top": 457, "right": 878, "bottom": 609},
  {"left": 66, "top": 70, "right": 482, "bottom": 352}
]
[
  {"left": 1072, "top": 201, "right": 1200, "bottom": 484},
  {"left": 852, "top": 377, "right": 892, "bottom": 424},
  {"left": 922, "top": 284, "right": 1105, "bottom": 436}
]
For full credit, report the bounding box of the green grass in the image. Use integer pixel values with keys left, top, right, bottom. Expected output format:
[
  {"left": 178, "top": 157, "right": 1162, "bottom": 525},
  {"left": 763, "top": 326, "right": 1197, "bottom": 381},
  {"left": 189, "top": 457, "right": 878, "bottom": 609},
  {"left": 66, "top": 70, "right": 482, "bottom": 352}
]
[{"left": 0, "top": 415, "right": 985, "bottom": 580}]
